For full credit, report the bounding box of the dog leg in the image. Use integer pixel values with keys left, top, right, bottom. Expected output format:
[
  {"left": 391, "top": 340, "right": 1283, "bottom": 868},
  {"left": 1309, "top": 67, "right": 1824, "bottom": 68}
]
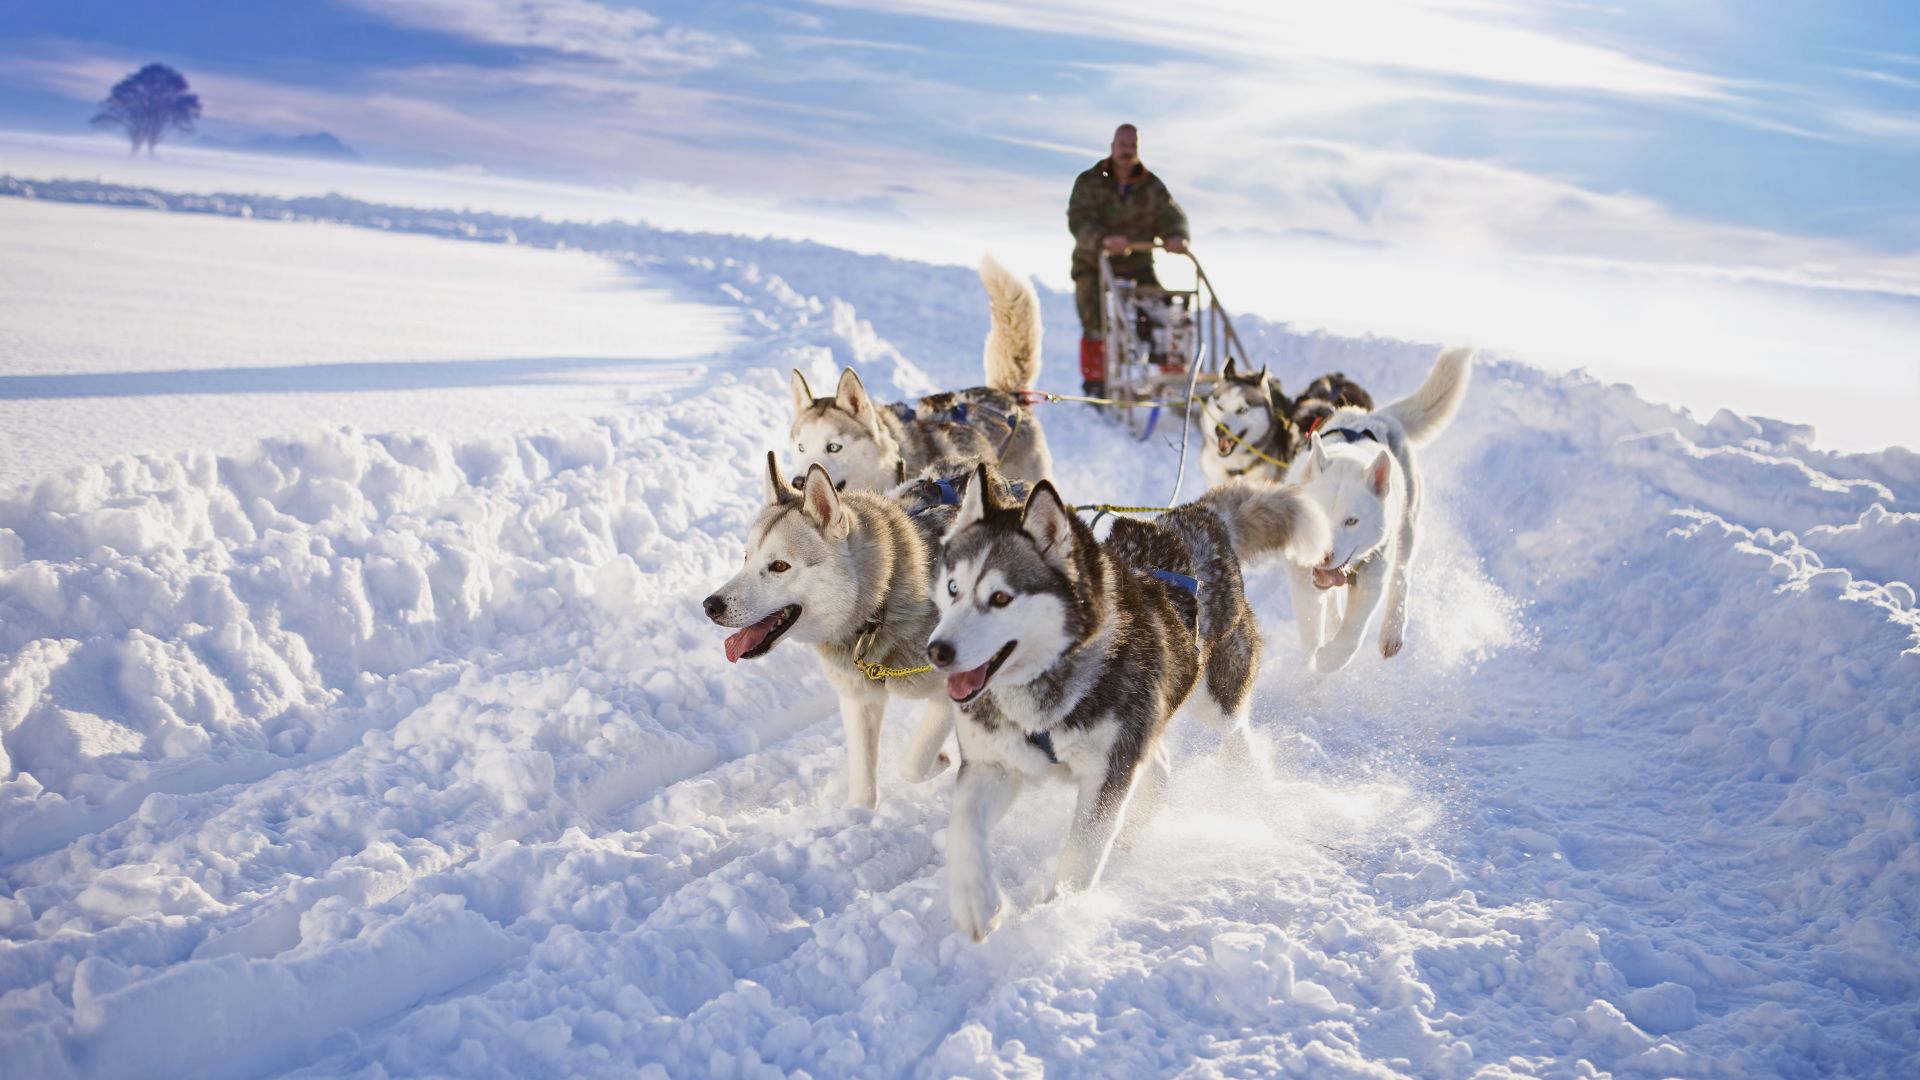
[
  {"left": 900, "top": 698, "right": 954, "bottom": 783},
  {"left": 1381, "top": 515, "right": 1417, "bottom": 659},
  {"left": 1290, "top": 565, "right": 1328, "bottom": 654},
  {"left": 1053, "top": 756, "right": 1142, "bottom": 895},
  {"left": 839, "top": 692, "right": 887, "bottom": 809},
  {"left": 948, "top": 760, "right": 1019, "bottom": 941},
  {"left": 1312, "top": 560, "right": 1388, "bottom": 673}
]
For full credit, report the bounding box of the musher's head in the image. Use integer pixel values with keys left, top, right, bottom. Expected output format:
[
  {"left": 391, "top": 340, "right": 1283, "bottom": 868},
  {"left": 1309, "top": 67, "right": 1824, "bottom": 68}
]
[{"left": 1110, "top": 124, "right": 1139, "bottom": 173}]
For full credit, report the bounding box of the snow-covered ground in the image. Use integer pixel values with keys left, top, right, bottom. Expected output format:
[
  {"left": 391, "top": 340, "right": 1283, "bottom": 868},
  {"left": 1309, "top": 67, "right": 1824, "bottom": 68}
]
[
  {"left": 0, "top": 197, "right": 739, "bottom": 490},
  {"left": 1, "top": 178, "right": 1918, "bottom": 1078}
]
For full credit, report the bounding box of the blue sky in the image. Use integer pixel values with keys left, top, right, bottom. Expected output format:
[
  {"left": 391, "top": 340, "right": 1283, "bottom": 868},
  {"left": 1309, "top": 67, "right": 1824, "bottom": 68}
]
[{"left": 4, "top": 2, "right": 1920, "bottom": 304}]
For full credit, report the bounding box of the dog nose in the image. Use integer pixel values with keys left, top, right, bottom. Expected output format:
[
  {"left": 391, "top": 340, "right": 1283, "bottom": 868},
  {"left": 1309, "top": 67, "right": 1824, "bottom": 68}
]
[
  {"left": 701, "top": 595, "right": 726, "bottom": 620},
  {"left": 927, "top": 640, "right": 955, "bottom": 667}
]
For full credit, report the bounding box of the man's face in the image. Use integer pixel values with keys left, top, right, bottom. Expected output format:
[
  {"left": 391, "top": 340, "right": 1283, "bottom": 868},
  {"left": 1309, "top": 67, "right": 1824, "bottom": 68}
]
[{"left": 1111, "top": 128, "right": 1139, "bottom": 171}]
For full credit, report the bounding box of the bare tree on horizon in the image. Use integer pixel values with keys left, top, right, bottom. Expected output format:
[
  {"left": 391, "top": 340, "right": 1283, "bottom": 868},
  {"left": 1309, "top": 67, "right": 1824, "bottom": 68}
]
[{"left": 91, "top": 64, "right": 202, "bottom": 156}]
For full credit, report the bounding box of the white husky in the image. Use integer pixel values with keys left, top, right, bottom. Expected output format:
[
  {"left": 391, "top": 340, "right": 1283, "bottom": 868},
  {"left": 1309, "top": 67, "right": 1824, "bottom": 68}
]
[{"left": 1286, "top": 347, "right": 1472, "bottom": 672}]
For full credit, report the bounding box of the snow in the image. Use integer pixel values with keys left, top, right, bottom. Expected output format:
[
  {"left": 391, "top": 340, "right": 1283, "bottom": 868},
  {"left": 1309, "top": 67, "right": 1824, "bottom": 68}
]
[{"left": 1, "top": 175, "right": 1918, "bottom": 1078}]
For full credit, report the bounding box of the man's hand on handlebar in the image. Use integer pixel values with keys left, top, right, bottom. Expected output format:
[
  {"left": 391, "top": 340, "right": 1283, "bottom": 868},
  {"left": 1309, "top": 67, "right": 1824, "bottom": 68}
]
[
  {"left": 1103, "top": 235, "right": 1129, "bottom": 255},
  {"left": 1164, "top": 236, "right": 1188, "bottom": 255}
]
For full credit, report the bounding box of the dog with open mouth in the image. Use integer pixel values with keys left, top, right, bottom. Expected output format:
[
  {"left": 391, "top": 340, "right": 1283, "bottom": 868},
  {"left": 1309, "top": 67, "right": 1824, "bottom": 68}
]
[
  {"left": 701, "top": 454, "right": 1017, "bottom": 807},
  {"left": 1200, "top": 360, "right": 1375, "bottom": 487},
  {"left": 1284, "top": 346, "right": 1472, "bottom": 673},
  {"left": 924, "top": 464, "right": 1329, "bottom": 941},
  {"left": 787, "top": 254, "right": 1054, "bottom": 494}
]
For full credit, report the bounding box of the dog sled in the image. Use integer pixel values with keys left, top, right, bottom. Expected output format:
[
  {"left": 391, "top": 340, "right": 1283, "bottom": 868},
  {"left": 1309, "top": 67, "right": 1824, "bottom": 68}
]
[{"left": 1096, "top": 242, "right": 1255, "bottom": 437}]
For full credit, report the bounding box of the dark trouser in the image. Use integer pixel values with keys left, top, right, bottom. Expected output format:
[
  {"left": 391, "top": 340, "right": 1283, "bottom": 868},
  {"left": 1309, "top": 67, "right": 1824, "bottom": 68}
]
[{"left": 1072, "top": 257, "right": 1160, "bottom": 338}]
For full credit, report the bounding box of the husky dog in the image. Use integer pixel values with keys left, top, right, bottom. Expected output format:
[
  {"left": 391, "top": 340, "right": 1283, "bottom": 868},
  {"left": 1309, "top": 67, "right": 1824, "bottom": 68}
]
[
  {"left": 925, "top": 466, "right": 1330, "bottom": 940},
  {"left": 1201, "top": 361, "right": 1374, "bottom": 487},
  {"left": 788, "top": 255, "right": 1053, "bottom": 492},
  {"left": 1285, "top": 347, "right": 1472, "bottom": 673},
  {"left": 702, "top": 455, "right": 1021, "bottom": 807},
  {"left": 1288, "top": 372, "right": 1374, "bottom": 453}
]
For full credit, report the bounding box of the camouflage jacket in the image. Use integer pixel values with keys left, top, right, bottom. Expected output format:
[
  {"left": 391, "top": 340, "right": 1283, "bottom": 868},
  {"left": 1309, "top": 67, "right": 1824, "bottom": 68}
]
[{"left": 1067, "top": 158, "right": 1188, "bottom": 272}]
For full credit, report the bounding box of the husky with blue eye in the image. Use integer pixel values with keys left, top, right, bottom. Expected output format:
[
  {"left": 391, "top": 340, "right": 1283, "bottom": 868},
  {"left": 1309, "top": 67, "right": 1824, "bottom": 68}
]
[
  {"left": 1285, "top": 347, "right": 1472, "bottom": 672},
  {"left": 924, "top": 464, "right": 1329, "bottom": 941}
]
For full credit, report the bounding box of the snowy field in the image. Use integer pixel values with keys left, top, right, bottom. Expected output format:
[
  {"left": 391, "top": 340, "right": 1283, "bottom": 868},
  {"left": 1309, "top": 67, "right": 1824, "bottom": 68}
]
[
  {"left": 1, "top": 178, "right": 1918, "bottom": 1078},
  {"left": 0, "top": 197, "right": 740, "bottom": 490}
]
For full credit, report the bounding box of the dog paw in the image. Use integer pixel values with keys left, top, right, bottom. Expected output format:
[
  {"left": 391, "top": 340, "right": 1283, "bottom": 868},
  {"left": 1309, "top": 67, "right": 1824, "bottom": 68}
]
[
  {"left": 951, "top": 872, "right": 1004, "bottom": 942},
  {"left": 1311, "top": 645, "right": 1356, "bottom": 674},
  {"left": 845, "top": 786, "right": 878, "bottom": 810},
  {"left": 1380, "top": 633, "right": 1403, "bottom": 658}
]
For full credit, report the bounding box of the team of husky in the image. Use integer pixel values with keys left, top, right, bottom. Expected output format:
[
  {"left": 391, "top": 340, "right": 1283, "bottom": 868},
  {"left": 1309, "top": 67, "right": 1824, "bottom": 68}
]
[{"left": 703, "top": 255, "right": 1473, "bottom": 941}]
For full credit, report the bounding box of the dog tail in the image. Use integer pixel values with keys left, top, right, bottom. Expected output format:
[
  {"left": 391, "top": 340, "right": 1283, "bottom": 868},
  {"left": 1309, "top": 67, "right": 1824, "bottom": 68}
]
[
  {"left": 1204, "top": 481, "right": 1331, "bottom": 568},
  {"left": 980, "top": 253, "right": 1043, "bottom": 393},
  {"left": 1378, "top": 346, "right": 1472, "bottom": 445}
]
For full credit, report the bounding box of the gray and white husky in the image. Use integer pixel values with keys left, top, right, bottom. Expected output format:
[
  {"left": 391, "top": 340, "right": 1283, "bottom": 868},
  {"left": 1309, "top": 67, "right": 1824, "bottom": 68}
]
[
  {"left": 1285, "top": 346, "right": 1472, "bottom": 673},
  {"left": 788, "top": 255, "right": 1053, "bottom": 492},
  {"left": 702, "top": 455, "right": 1022, "bottom": 807},
  {"left": 925, "top": 465, "right": 1330, "bottom": 940},
  {"left": 1201, "top": 359, "right": 1374, "bottom": 487}
]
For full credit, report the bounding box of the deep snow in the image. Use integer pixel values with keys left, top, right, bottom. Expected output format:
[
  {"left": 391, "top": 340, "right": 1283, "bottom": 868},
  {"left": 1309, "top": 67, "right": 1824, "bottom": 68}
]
[{"left": 1, "top": 178, "right": 1917, "bottom": 1078}]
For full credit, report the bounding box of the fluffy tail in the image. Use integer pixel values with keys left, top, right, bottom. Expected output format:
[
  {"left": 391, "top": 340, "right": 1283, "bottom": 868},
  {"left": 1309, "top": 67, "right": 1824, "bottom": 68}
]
[
  {"left": 1202, "top": 482, "right": 1331, "bottom": 569},
  {"left": 1378, "top": 346, "right": 1473, "bottom": 445},
  {"left": 980, "top": 253, "right": 1042, "bottom": 393}
]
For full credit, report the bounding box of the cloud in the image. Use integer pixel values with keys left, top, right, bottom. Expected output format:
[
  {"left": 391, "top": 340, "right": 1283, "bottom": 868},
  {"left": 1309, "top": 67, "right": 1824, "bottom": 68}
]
[
  {"left": 335, "top": 0, "right": 750, "bottom": 71},
  {"left": 811, "top": 0, "right": 1732, "bottom": 101}
]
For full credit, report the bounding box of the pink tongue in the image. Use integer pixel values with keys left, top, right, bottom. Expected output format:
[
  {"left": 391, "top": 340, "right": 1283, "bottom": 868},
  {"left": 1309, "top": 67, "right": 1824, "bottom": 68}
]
[
  {"left": 946, "top": 661, "right": 992, "bottom": 702},
  {"left": 1312, "top": 567, "right": 1347, "bottom": 590},
  {"left": 724, "top": 612, "right": 783, "bottom": 663}
]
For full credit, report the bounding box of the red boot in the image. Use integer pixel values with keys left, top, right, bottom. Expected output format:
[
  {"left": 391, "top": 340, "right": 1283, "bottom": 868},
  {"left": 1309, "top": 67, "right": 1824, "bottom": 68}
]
[{"left": 1079, "top": 336, "right": 1106, "bottom": 398}]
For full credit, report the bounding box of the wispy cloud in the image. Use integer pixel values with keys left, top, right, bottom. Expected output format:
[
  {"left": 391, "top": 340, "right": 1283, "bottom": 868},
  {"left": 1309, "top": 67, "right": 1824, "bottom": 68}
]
[
  {"left": 812, "top": 0, "right": 1733, "bottom": 100},
  {"left": 335, "top": 0, "right": 750, "bottom": 71}
]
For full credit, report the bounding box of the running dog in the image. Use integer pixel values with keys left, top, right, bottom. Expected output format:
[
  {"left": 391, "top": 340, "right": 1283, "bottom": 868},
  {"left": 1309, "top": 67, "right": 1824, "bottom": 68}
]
[
  {"left": 702, "top": 455, "right": 1021, "bottom": 807},
  {"left": 788, "top": 255, "right": 1053, "bottom": 492},
  {"left": 925, "top": 465, "right": 1330, "bottom": 940},
  {"left": 1200, "top": 359, "right": 1373, "bottom": 487},
  {"left": 1285, "top": 346, "right": 1472, "bottom": 673}
]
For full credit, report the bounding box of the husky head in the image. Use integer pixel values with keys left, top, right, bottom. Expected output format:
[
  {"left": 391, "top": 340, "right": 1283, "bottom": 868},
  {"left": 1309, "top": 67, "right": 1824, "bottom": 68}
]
[
  {"left": 788, "top": 368, "right": 901, "bottom": 493},
  {"left": 1204, "top": 357, "right": 1291, "bottom": 464},
  {"left": 1289, "top": 431, "right": 1395, "bottom": 591},
  {"left": 702, "top": 453, "right": 864, "bottom": 662},
  {"left": 926, "top": 465, "right": 1097, "bottom": 705}
]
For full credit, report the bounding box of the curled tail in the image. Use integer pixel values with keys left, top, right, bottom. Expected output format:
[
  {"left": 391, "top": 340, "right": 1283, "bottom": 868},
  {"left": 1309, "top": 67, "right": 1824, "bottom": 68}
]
[
  {"left": 1379, "top": 346, "right": 1472, "bottom": 445},
  {"left": 1202, "top": 481, "right": 1331, "bottom": 568},
  {"left": 980, "top": 253, "right": 1042, "bottom": 393}
]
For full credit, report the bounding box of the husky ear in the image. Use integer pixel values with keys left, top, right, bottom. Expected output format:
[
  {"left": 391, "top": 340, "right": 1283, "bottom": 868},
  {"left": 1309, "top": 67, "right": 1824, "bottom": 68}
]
[
  {"left": 1221, "top": 356, "right": 1238, "bottom": 381},
  {"left": 1256, "top": 364, "right": 1269, "bottom": 386},
  {"left": 835, "top": 368, "right": 877, "bottom": 430},
  {"left": 764, "top": 451, "right": 796, "bottom": 505},
  {"left": 1021, "top": 481, "right": 1075, "bottom": 565},
  {"left": 799, "top": 464, "right": 850, "bottom": 539},
  {"left": 1368, "top": 449, "right": 1393, "bottom": 498},
  {"left": 951, "top": 462, "right": 992, "bottom": 534},
  {"left": 1295, "top": 432, "right": 1328, "bottom": 480},
  {"left": 790, "top": 369, "right": 815, "bottom": 416}
]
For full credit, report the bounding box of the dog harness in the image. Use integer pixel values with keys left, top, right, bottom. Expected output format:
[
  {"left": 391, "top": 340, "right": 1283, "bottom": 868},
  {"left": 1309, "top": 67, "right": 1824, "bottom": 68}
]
[
  {"left": 891, "top": 397, "right": 1025, "bottom": 459},
  {"left": 1026, "top": 729, "right": 1059, "bottom": 764},
  {"left": 1320, "top": 426, "right": 1380, "bottom": 445}
]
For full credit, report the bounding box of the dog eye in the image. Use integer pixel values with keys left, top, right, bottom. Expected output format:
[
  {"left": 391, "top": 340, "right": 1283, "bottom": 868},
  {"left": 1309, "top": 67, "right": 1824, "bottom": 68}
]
[
  {"left": 826, "top": 442, "right": 842, "bottom": 454},
  {"left": 1236, "top": 405, "right": 1247, "bottom": 414},
  {"left": 769, "top": 560, "right": 790, "bottom": 573},
  {"left": 1344, "top": 517, "right": 1359, "bottom": 527},
  {"left": 947, "top": 579, "right": 958, "bottom": 598},
  {"left": 989, "top": 591, "right": 1012, "bottom": 608},
  {"left": 796, "top": 444, "right": 805, "bottom": 453}
]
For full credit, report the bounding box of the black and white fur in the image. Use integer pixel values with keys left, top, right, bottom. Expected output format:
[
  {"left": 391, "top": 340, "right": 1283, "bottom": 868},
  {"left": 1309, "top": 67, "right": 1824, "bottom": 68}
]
[
  {"left": 788, "top": 255, "right": 1053, "bottom": 493},
  {"left": 1201, "top": 360, "right": 1376, "bottom": 487},
  {"left": 702, "top": 455, "right": 1007, "bottom": 807},
  {"left": 925, "top": 465, "right": 1329, "bottom": 940},
  {"left": 1286, "top": 346, "right": 1472, "bottom": 672}
]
